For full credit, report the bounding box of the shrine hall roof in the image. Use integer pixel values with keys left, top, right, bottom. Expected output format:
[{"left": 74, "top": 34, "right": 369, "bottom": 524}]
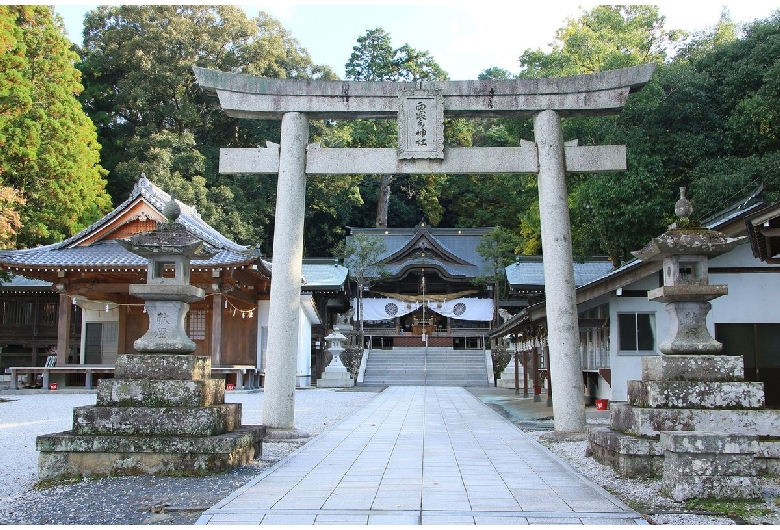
[
  {"left": 347, "top": 225, "right": 494, "bottom": 279},
  {"left": 0, "top": 177, "right": 271, "bottom": 274}
]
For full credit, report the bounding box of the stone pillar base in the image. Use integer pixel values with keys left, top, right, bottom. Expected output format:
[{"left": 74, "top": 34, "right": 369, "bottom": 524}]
[
  {"left": 317, "top": 369, "right": 355, "bottom": 388},
  {"left": 660, "top": 432, "right": 761, "bottom": 501},
  {"left": 36, "top": 353, "right": 265, "bottom": 482}
]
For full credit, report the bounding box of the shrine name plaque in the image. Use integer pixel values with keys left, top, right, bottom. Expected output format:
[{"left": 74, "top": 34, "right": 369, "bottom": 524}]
[{"left": 397, "top": 89, "right": 444, "bottom": 160}]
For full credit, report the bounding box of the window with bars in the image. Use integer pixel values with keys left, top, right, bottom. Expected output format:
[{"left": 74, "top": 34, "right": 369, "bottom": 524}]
[{"left": 188, "top": 309, "right": 206, "bottom": 340}]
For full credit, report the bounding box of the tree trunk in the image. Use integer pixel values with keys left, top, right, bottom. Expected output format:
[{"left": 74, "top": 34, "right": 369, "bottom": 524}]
[{"left": 375, "top": 174, "right": 394, "bottom": 227}]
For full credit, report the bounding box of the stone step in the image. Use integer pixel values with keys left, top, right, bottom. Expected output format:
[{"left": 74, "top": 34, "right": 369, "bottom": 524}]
[
  {"left": 363, "top": 347, "right": 488, "bottom": 386},
  {"left": 627, "top": 380, "right": 765, "bottom": 409},
  {"left": 97, "top": 379, "right": 225, "bottom": 407},
  {"left": 610, "top": 403, "right": 780, "bottom": 438},
  {"left": 36, "top": 426, "right": 264, "bottom": 480},
  {"left": 72, "top": 404, "right": 242, "bottom": 436}
]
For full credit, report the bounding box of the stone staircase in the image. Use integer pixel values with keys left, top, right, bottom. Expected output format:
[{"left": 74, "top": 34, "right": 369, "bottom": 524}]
[{"left": 361, "top": 347, "right": 489, "bottom": 386}]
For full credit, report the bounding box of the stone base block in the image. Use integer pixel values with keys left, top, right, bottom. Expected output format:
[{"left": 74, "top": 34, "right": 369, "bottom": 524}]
[
  {"left": 37, "top": 425, "right": 265, "bottom": 481},
  {"left": 628, "top": 380, "right": 765, "bottom": 409},
  {"left": 496, "top": 365, "right": 525, "bottom": 389},
  {"left": 642, "top": 355, "right": 743, "bottom": 382},
  {"left": 660, "top": 432, "right": 761, "bottom": 501},
  {"left": 610, "top": 403, "right": 780, "bottom": 437},
  {"left": 317, "top": 371, "right": 355, "bottom": 388},
  {"left": 115, "top": 354, "right": 211, "bottom": 381},
  {"left": 97, "top": 378, "right": 225, "bottom": 407},
  {"left": 662, "top": 475, "right": 761, "bottom": 501},
  {"left": 587, "top": 426, "right": 663, "bottom": 477},
  {"left": 72, "top": 403, "right": 241, "bottom": 436},
  {"left": 757, "top": 440, "right": 780, "bottom": 476}
]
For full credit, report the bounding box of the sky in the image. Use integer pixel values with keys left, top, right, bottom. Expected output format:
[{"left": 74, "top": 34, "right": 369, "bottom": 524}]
[{"left": 52, "top": 2, "right": 780, "bottom": 81}]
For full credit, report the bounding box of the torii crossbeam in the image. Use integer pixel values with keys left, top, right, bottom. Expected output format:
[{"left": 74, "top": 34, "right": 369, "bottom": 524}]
[{"left": 194, "top": 64, "right": 655, "bottom": 433}]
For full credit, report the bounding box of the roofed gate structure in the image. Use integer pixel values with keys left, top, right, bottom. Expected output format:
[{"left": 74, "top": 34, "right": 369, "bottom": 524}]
[{"left": 194, "top": 64, "right": 655, "bottom": 433}]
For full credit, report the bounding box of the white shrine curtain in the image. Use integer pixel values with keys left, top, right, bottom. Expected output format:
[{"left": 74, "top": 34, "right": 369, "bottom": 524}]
[
  {"left": 426, "top": 297, "right": 494, "bottom": 321},
  {"left": 353, "top": 297, "right": 493, "bottom": 322},
  {"left": 354, "top": 298, "right": 422, "bottom": 321}
]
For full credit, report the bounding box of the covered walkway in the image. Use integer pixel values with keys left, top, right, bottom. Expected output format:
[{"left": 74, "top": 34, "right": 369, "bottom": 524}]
[{"left": 197, "top": 387, "right": 644, "bottom": 525}]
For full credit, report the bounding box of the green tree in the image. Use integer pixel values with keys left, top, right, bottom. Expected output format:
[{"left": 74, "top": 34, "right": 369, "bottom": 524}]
[
  {"left": 77, "top": 5, "right": 338, "bottom": 252},
  {"left": 331, "top": 28, "right": 461, "bottom": 229},
  {"left": 519, "top": 5, "right": 684, "bottom": 76},
  {"left": 513, "top": 5, "right": 686, "bottom": 264},
  {"left": 335, "top": 233, "right": 389, "bottom": 348},
  {"left": 0, "top": 5, "right": 110, "bottom": 248}
]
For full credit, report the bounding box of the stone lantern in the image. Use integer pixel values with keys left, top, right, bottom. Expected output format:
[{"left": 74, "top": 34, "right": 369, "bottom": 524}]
[
  {"left": 588, "top": 188, "right": 766, "bottom": 502},
  {"left": 316, "top": 330, "right": 354, "bottom": 388},
  {"left": 631, "top": 188, "right": 739, "bottom": 356},
  {"left": 120, "top": 197, "right": 214, "bottom": 353},
  {"left": 36, "top": 194, "right": 264, "bottom": 481}
]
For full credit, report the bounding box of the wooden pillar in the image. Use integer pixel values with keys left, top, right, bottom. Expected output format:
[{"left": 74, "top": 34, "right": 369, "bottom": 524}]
[
  {"left": 211, "top": 292, "right": 223, "bottom": 367},
  {"left": 56, "top": 293, "right": 71, "bottom": 366},
  {"left": 533, "top": 346, "right": 541, "bottom": 403},
  {"left": 118, "top": 304, "right": 128, "bottom": 355}
]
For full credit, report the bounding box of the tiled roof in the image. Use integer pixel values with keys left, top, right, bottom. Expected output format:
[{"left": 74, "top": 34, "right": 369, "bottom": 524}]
[
  {"left": 0, "top": 177, "right": 261, "bottom": 270},
  {"left": 301, "top": 260, "right": 348, "bottom": 289},
  {"left": 347, "top": 226, "right": 494, "bottom": 278},
  {"left": 61, "top": 176, "right": 246, "bottom": 252},
  {"left": 506, "top": 258, "right": 614, "bottom": 287},
  {"left": 0, "top": 274, "right": 52, "bottom": 289}
]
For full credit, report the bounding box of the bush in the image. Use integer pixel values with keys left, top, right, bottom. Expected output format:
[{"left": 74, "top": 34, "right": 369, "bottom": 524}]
[
  {"left": 340, "top": 346, "right": 364, "bottom": 379},
  {"left": 491, "top": 344, "right": 511, "bottom": 382}
]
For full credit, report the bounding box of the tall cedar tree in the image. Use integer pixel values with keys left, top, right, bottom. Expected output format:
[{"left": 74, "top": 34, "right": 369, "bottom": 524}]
[{"left": 0, "top": 5, "right": 110, "bottom": 248}]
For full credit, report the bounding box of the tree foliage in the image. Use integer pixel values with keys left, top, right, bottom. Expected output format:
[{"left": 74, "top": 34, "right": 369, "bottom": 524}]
[
  {"left": 77, "top": 5, "right": 338, "bottom": 254},
  {"left": 46, "top": 4, "right": 780, "bottom": 270},
  {"left": 327, "top": 28, "right": 463, "bottom": 229},
  {"left": 0, "top": 5, "right": 110, "bottom": 248}
]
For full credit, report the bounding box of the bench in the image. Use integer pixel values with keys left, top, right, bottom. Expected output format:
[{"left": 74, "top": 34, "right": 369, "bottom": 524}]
[
  {"left": 5, "top": 365, "right": 116, "bottom": 390},
  {"left": 5, "top": 364, "right": 262, "bottom": 391},
  {"left": 210, "top": 365, "right": 261, "bottom": 390}
]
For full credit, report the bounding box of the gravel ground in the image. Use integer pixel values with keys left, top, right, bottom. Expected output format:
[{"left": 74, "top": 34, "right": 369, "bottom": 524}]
[
  {"left": 2, "top": 389, "right": 780, "bottom": 525},
  {"left": 0, "top": 388, "right": 380, "bottom": 525}
]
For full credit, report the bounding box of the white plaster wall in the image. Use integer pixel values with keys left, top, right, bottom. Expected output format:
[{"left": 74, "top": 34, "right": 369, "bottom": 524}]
[
  {"left": 79, "top": 307, "right": 119, "bottom": 364},
  {"left": 607, "top": 273, "right": 666, "bottom": 402},
  {"left": 297, "top": 305, "right": 313, "bottom": 387},
  {"left": 256, "top": 300, "right": 270, "bottom": 371},
  {"left": 710, "top": 242, "right": 780, "bottom": 324}
]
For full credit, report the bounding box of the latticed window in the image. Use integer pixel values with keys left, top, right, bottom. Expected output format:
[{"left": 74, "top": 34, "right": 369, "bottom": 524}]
[
  {"left": 1, "top": 301, "right": 33, "bottom": 325},
  {"left": 188, "top": 310, "right": 206, "bottom": 341},
  {"left": 40, "top": 302, "right": 57, "bottom": 325}
]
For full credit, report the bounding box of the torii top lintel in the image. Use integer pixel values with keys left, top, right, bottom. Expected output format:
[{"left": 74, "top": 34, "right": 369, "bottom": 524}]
[{"left": 192, "top": 64, "right": 655, "bottom": 120}]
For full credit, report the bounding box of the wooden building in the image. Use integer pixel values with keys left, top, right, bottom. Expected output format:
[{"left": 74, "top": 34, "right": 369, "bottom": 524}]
[
  {"left": 0, "top": 177, "right": 272, "bottom": 376},
  {"left": 346, "top": 223, "right": 497, "bottom": 351}
]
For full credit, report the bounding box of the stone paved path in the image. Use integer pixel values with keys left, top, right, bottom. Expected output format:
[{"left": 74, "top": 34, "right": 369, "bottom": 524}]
[{"left": 197, "top": 386, "right": 645, "bottom": 525}]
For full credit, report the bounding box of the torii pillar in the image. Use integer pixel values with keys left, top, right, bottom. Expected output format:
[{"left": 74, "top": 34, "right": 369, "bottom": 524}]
[{"left": 194, "top": 64, "right": 655, "bottom": 433}]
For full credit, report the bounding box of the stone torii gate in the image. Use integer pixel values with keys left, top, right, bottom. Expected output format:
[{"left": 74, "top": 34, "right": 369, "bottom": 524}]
[{"left": 194, "top": 64, "right": 655, "bottom": 434}]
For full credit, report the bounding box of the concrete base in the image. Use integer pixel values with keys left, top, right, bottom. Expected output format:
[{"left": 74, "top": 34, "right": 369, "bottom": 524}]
[
  {"left": 36, "top": 353, "right": 265, "bottom": 482},
  {"left": 317, "top": 370, "right": 355, "bottom": 388},
  {"left": 496, "top": 363, "right": 525, "bottom": 390}
]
